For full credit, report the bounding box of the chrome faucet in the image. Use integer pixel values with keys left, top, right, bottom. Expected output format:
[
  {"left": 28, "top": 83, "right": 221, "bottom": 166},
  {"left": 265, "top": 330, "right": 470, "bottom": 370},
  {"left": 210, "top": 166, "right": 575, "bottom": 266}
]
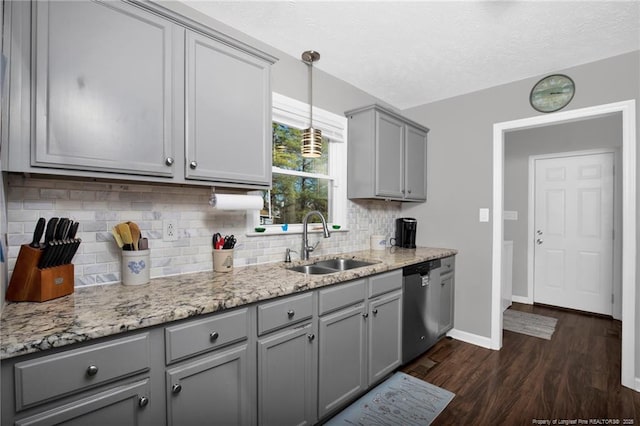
[{"left": 301, "top": 211, "right": 331, "bottom": 260}]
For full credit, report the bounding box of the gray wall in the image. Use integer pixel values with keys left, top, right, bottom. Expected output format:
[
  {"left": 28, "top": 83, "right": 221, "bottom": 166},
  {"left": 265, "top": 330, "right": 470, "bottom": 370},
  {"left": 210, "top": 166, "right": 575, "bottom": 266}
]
[
  {"left": 401, "top": 51, "right": 639, "bottom": 351},
  {"left": 504, "top": 114, "right": 622, "bottom": 304}
]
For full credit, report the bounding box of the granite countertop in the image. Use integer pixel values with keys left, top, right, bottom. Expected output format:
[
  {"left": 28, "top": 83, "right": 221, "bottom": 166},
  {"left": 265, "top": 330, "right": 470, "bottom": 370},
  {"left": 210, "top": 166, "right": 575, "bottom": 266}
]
[{"left": 0, "top": 247, "right": 457, "bottom": 360}]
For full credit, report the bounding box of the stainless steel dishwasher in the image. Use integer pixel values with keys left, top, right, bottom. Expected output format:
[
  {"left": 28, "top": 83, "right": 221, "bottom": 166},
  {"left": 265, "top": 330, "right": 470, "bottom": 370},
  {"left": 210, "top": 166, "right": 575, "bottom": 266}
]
[{"left": 402, "top": 258, "right": 441, "bottom": 364}]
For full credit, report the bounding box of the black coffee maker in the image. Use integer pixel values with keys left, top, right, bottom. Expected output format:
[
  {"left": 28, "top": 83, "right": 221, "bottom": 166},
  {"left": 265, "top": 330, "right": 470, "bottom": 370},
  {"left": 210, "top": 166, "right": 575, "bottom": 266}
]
[{"left": 394, "top": 218, "right": 417, "bottom": 248}]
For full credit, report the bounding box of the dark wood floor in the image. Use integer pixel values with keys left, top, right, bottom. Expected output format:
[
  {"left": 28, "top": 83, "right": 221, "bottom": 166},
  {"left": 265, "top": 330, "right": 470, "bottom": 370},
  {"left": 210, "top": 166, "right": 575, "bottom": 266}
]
[{"left": 401, "top": 303, "right": 640, "bottom": 425}]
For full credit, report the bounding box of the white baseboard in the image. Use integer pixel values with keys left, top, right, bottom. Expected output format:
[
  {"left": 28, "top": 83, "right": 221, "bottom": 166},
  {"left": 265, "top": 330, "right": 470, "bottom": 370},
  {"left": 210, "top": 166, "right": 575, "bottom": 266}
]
[
  {"left": 446, "top": 328, "right": 493, "bottom": 350},
  {"left": 635, "top": 377, "right": 640, "bottom": 392},
  {"left": 511, "top": 295, "right": 532, "bottom": 304}
]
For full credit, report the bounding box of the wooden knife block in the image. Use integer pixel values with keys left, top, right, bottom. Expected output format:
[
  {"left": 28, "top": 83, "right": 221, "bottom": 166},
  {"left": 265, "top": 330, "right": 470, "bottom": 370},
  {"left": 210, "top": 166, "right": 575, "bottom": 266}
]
[{"left": 6, "top": 245, "right": 75, "bottom": 302}]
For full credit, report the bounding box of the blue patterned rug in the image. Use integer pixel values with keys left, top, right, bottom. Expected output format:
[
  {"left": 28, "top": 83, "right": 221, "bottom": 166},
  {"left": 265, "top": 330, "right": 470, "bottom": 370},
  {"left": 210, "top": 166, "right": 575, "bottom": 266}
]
[{"left": 324, "top": 372, "right": 455, "bottom": 426}]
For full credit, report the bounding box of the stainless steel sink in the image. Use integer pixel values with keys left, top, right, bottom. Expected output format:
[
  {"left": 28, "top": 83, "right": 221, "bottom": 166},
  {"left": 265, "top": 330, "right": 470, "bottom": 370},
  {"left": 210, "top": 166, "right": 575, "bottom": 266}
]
[
  {"left": 287, "top": 265, "right": 338, "bottom": 275},
  {"left": 287, "top": 258, "right": 378, "bottom": 275},
  {"left": 313, "top": 258, "right": 377, "bottom": 271}
]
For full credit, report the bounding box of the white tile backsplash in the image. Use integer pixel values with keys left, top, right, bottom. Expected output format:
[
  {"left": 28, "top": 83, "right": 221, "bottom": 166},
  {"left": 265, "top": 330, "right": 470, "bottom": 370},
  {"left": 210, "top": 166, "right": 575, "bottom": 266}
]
[{"left": 6, "top": 175, "right": 402, "bottom": 287}]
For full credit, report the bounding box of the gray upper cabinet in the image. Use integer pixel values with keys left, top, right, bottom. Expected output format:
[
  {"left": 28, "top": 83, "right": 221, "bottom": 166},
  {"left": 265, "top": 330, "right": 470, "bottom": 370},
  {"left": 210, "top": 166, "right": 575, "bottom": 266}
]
[
  {"left": 3, "top": 0, "right": 276, "bottom": 189},
  {"left": 32, "top": 0, "right": 179, "bottom": 177},
  {"left": 185, "top": 30, "right": 272, "bottom": 186},
  {"left": 404, "top": 125, "right": 429, "bottom": 201},
  {"left": 346, "top": 104, "right": 429, "bottom": 202}
]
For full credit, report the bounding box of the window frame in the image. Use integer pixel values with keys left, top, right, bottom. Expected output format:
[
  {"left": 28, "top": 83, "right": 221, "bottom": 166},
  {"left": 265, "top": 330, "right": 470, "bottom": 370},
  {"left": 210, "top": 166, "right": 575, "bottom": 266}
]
[{"left": 246, "top": 93, "right": 348, "bottom": 235}]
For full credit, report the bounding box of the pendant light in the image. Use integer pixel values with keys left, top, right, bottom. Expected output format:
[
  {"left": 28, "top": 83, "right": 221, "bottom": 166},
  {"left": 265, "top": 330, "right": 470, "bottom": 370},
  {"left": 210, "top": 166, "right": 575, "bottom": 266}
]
[{"left": 301, "top": 50, "right": 322, "bottom": 158}]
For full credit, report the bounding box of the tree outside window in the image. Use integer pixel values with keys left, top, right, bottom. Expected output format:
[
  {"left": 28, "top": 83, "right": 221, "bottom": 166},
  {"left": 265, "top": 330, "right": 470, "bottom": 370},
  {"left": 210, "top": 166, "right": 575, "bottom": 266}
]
[{"left": 262, "top": 123, "right": 331, "bottom": 225}]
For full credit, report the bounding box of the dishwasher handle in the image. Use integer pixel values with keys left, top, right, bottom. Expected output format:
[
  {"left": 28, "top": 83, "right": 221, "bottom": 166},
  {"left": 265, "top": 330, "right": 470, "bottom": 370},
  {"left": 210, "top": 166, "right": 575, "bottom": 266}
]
[{"left": 403, "top": 259, "right": 441, "bottom": 277}]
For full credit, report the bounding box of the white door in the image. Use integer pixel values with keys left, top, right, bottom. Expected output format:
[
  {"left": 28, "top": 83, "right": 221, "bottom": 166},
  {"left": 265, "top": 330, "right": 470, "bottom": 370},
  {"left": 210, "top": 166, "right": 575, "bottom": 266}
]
[{"left": 533, "top": 152, "right": 614, "bottom": 315}]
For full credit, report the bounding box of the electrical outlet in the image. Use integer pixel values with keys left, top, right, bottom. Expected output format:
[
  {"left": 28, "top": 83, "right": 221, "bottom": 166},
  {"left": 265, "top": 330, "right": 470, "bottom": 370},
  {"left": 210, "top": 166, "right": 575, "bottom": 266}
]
[{"left": 163, "top": 220, "right": 178, "bottom": 241}]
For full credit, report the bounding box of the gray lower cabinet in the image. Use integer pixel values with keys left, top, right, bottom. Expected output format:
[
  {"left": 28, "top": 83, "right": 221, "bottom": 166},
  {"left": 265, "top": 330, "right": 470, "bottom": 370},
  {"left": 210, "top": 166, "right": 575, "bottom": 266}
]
[
  {"left": 14, "top": 379, "right": 151, "bottom": 426},
  {"left": 257, "top": 322, "right": 317, "bottom": 426},
  {"left": 1, "top": 332, "right": 155, "bottom": 426},
  {"left": 438, "top": 257, "right": 456, "bottom": 336},
  {"left": 185, "top": 30, "right": 272, "bottom": 186},
  {"left": 31, "top": 0, "right": 179, "bottom": 177},
  {"left": 367, "top": 289, "right": 403, "bottom": 385},
  {"left": 166, "top": 343, "right": 252, "bottom": 426},
  {"left": 345, "top": 104, "right": 429, "bottom": 202},
  {"left": 317, "top": 303, "right": 366, "bottom": 418},
  {"left": 317, "top": 271, "right": 402, "bottom": 421}
]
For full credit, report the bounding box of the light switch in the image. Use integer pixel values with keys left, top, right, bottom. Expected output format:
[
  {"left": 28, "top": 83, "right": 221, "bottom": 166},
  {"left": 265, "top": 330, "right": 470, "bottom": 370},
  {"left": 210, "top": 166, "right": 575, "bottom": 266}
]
[{"left": 479, "top": 208, "right": 490, "bottom": 223}]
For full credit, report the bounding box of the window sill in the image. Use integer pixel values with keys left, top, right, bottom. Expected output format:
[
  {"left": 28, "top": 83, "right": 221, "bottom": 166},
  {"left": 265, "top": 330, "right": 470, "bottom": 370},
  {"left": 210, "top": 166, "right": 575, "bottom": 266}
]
[{"left": 246, "top": 227, "right": 349, "bottom": 237}]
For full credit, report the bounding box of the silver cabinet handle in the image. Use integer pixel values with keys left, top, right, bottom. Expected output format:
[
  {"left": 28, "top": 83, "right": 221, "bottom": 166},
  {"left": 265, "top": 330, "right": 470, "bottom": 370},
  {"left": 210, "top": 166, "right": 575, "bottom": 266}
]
[
  {"left": 536, "top": 229, "right": 543, "bottom": 236},
  {"left": 407, "top": 189, "right": 412, "bottom": 194},
  {"left": 307, "top": 333, "right": 315, "bottom": 342},
  {"left": 362, "top": 313, "right": 369, "bottom": 319},
  {"left": 165, "top": 157, "right": 174, "bottom": 166},
  {"left": 86, "top": 365, "right": 99, "bottom": 377},
  {"left": 189, "top": 161, "right": 198, "bottom": 169},
  {"left": 172, "top": 384, "right": 182, "bottom": 394},
  {"left": 210, "top": 331, "right": 219, "bottom": 341},
  {"left": 287, "top": 309, "right": 295, "bottom": 318},
  {"left": 536, "top": 239, "right": 543, "bottom": 245},
  {"left": 138, "top": 396, "right": 149, "bottom": 408},
  {"left": 372, "top": 309, "right": 378, "bottom": 315}
]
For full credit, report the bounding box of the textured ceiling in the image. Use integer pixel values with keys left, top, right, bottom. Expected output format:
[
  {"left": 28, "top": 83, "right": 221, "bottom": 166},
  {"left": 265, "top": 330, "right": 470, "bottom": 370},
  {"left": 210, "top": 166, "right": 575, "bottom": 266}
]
[{"left": 181, "top": 1, "right": 640, "bottom": 109}]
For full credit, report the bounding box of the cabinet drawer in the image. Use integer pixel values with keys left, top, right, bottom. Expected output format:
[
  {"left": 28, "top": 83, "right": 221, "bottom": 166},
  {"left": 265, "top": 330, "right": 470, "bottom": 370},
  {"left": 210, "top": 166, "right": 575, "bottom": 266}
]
[
  {"left": 14, "top": 333, "right": 150, "bottom": 411},
  {"left": 258, "top": 293, "right": 313, "bottom": 335},
  {"left": 165, "top": 308, "right": 248, "bottom": 364},
  {"left": 318, "top": 279, "right": 365, "bottom": 315},
  {"left": 440, "top": 256, "right": 455, "bottom": 275},
  {"left": 368, "top": 269, "right": 402, "bottom": 298}
]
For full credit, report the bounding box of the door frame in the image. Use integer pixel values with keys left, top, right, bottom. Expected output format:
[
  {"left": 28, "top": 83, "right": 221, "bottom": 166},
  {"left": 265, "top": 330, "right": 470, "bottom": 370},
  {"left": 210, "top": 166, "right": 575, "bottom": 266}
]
[
  {"left": 491, "top": 100, "right": 637, "bottom": 390},
  {"left": 526, "top": 149, "right": 621, "bottom": 318}
]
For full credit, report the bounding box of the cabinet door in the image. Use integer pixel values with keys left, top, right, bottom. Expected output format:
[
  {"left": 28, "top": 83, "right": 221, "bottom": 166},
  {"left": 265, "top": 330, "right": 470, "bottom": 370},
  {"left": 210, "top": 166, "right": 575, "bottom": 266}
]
[
  {"left": 166, "top": 344, "right": 252, "bottom": 426},
  {"left": 185, "top": 30, "right": 271, "bottom": 186},
  {"left": 439, "top": 272, "right": 455, "bottom": 335},
  {"left": 368, "top": 290, "right": 402, "bottom": 386},
  {"left": 33, "top": 1, "right": 178, "bottom": 177},
  {"left": 404, "top": 125, "right": 428, "bottom": 201},
  {"left": 16, "top": 379, "right": 151, "bottom": 426},
  {"left": 317, "top": 304, "right": 366, "bottom": 418},
  {"left": 258, "top": 323, "right": 316, "bottom": 426},
  {"left": 374, "top": 112, "right": 405, "bottom": 198}
]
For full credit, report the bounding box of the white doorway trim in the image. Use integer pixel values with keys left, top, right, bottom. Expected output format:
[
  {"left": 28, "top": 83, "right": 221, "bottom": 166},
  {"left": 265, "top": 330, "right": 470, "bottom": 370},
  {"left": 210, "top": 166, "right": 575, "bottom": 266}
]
[
  {"left": 491, "top": 100, "right": 637, "bottom": 390},
  {"left": 526, "top": 149, "right": 621, "bottom": 318}
]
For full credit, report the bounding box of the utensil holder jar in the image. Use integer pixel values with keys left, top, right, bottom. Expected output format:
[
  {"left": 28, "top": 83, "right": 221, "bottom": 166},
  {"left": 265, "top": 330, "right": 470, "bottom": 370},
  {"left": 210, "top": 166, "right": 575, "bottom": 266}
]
[
  {"left": 213, "top": 249, "right": 234, "bottom": 273},
  {"left": 122, "top": 250, "right": 150, "bottom": 286}
]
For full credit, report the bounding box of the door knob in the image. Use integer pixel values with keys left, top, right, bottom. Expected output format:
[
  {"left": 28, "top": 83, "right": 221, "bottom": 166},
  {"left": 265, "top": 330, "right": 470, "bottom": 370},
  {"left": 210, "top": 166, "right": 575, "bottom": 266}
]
[
  {"left": 536, "top": 238, "right": 543, "bottom": 245},
  {"left": 165, "top": 157, "right": 174, "bottom": 166},
  {"left": 172, "top": 384, "right": 182, "bottom": 394},
  {"left": 536, "top": 230, "right": 543, "bottom": 236},
  {"left": 86, "top": 365, "right": 99, "bottom": 377},
  {"left": 189, "top": 161, "right": 198, "bottom": 169},
  {"left": 287, "top": 309, "right": 295, "bottom": 318},
  {"left": 307, "top": 333, "right": 315, "bottom": 342}
]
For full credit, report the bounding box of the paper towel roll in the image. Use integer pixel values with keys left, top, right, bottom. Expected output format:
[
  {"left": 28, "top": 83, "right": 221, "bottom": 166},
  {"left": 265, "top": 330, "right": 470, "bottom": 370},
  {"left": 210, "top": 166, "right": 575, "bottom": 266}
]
[{"left": 209, "top": 194, "right": 263, "bottom": 210}]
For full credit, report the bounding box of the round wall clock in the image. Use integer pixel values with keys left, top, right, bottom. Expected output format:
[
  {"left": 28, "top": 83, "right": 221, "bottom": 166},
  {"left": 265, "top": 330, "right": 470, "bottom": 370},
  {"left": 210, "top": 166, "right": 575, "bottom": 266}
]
[{"left": 529, "top": 74, "right": 575, "bottom": 113}]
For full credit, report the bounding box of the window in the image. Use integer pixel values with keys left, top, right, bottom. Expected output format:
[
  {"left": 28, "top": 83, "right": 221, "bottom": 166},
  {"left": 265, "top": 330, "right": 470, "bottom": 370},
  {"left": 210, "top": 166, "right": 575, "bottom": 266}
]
[{"left": 248, "top": 93, "right": 347, "bottom": 234}]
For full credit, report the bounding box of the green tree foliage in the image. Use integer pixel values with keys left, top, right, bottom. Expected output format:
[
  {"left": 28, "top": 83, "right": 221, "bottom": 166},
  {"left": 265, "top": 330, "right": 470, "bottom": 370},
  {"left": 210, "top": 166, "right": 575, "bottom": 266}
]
[{"left": 268, "top": 123, "right": 329, "bottom": 224}]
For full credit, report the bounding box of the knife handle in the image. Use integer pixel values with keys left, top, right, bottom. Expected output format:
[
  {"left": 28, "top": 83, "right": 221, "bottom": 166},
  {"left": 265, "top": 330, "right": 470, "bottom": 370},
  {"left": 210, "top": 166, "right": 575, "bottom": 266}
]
[
  {"left": 30, "top": 218, "right": 46, "bottom": 248},
  {"left": 44, "top": 217, "right": 59, "bottom": 245},
  {"left": 68, "top": 221, "right": 80, "bottom": 239}
]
